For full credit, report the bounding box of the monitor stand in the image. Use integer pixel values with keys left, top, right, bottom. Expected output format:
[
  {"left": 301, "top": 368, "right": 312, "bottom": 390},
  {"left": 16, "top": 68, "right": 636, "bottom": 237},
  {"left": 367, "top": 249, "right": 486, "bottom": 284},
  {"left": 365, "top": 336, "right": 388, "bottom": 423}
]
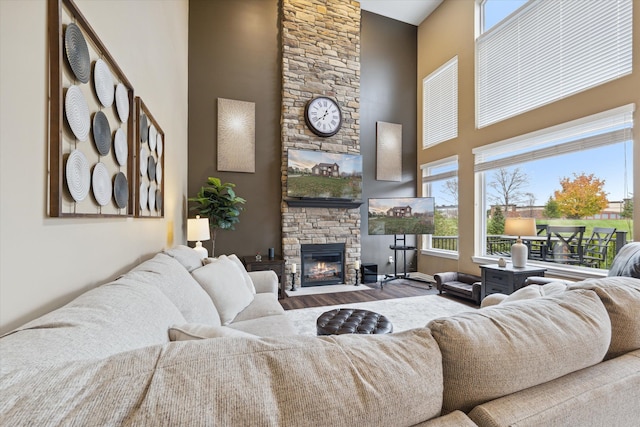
[{"left": 380, "top": 234, "right": 417, "bottom": 288}]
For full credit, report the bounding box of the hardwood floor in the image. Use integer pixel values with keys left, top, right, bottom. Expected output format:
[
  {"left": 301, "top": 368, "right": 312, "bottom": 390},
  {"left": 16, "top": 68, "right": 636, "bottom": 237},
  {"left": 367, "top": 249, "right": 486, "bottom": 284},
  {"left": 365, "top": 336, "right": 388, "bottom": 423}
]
[{"left": 279, "top": 278, "right": 474, "bottom": 310}]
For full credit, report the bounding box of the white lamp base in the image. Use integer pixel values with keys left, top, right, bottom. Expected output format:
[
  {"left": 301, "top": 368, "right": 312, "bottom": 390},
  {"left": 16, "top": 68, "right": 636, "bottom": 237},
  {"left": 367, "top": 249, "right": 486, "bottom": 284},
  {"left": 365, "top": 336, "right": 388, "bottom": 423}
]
[
  {"left": 193, "top": 241, "right": 208, "bottom": 259},
  {"left": 511, "top": 240, "right": 528, "bottom": 268}
]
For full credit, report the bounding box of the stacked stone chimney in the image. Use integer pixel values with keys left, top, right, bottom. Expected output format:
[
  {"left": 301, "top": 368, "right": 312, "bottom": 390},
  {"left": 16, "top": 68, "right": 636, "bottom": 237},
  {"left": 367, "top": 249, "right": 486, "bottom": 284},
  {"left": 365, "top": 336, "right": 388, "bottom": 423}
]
[{"left": 281, "top": 0, "right": 361, "bottom": 286}]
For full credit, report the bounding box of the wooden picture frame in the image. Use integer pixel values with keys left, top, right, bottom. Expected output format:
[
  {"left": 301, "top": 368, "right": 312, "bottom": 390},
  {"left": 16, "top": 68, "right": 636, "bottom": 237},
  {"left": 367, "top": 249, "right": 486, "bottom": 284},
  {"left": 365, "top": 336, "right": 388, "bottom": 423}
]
[
  {"left": 48, "top": 0, "right": 135, "bottom": 217},
  {"left": 135, "top": 97, "right": 165, "bottom": 218}
]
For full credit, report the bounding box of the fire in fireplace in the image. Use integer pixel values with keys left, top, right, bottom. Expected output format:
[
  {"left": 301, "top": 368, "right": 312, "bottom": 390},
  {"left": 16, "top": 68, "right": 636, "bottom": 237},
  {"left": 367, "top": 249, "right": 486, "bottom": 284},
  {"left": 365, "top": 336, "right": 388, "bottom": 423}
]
[{"left": 300, "top": 243, "right": 345, "bottom": 287}]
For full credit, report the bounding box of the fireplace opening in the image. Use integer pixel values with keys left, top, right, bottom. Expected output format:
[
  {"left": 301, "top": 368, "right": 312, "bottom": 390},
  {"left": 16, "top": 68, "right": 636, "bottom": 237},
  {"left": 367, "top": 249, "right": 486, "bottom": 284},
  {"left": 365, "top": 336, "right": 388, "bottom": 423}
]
[{"left": 300, "top": 243, "right": 345, "bottom": 287}]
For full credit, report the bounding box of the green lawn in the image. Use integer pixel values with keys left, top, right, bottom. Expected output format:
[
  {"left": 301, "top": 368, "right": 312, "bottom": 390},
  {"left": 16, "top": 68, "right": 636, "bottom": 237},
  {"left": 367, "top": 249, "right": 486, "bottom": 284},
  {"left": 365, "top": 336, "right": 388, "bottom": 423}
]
[{"left": 288, "top": 175, "right": 361, "bottom": 199}]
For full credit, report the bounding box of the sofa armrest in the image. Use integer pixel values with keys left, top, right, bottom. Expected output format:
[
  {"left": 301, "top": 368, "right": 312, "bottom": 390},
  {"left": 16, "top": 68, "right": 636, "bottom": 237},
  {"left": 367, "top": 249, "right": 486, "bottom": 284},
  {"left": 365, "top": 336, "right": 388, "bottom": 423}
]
[
  {"left": 248, "top": 270, "right": 279, "bottom": 295},
  {"left": 481, "top": 293, "right": 509, "bottom": 308}
]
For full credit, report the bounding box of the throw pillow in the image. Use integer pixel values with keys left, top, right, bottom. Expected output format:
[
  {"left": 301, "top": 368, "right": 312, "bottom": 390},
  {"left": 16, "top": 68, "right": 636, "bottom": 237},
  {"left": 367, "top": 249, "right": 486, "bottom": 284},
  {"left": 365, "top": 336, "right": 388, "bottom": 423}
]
[
  {"left": 227, "top": 254, "right": 256, "bottom": 294},
  {"left": 428, "top": 289, "right": 611, "bottom": 414},
  {"left": 192, "top": 258, "right": 254, "bottom": 325},
  {"left": 163, "top": 245, "right": 204, "bottom": 272},
  {"left": 169, "top": 323, "right": 256, "bottom": 341}
]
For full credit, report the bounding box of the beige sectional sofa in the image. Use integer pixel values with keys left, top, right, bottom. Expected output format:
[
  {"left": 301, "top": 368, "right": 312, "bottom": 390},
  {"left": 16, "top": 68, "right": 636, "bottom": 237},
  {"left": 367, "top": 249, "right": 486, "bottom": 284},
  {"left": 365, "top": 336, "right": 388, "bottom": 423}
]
[{"left": 1, "top": 246, "right": 639, "bottom": 426}]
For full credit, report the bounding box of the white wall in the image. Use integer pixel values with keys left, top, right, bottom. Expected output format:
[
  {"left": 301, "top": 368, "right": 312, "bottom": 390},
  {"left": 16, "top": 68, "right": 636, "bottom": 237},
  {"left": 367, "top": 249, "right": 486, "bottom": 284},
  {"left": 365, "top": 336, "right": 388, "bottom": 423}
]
[{"left": 0, "top": 0, "right": 189, "bottom": 334}]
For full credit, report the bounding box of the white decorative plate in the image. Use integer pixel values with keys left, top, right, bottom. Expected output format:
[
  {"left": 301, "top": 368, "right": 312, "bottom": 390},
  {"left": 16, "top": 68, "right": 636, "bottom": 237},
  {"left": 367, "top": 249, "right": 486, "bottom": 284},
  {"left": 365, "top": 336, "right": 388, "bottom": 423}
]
[
  {"left": 148, "top": 182, "right": 156, "bottom": 211},
  {"left": 92, "top": 162, "right": 112, "bottom": 206},
  {"left": 156, "top": 134, "right": 163, "bottom": 158},
  {"left": 114, "top": 128, "right": 127, "bottom": 166},
  {"left": 139, "top": 181, "right": 148, "bottom": 210},
  {"left": 140, "top": 147, "right": 148, "bottom": 176},
  {"left": 65, "top": 149, "right": 91, "bottom": 202},
  {"left": 149, "top": 125, "right": 157, "bottom": 151},
  {"left": 94, "top": 59, "right": 114, "bottom": 108},
  {"left": 115, "top": 83, "right": 129, "bottom": 123},
  {"left": 155, "top": 161, "right": 162, "bottom": 185},
  {"left": 113, "top": 172, "right": 128, "bottom": 209},
  {"left": 65, "top": 85, "right": 90, "bottom": 141}
]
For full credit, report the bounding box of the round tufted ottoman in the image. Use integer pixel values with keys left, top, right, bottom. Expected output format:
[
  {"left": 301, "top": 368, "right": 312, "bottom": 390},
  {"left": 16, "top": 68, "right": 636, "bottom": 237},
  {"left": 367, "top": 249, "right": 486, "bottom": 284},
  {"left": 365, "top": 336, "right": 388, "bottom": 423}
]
[{"left": 316, "top": 308, "right": 393, "bottom": 335}]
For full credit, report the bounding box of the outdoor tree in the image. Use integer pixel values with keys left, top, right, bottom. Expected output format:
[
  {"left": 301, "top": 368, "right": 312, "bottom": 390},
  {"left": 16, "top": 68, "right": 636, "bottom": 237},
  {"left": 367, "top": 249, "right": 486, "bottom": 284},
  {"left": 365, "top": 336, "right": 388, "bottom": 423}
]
[
  {"left": 621, "top": 197, "right": 633, "bottom": 219},
  {"left": 554, "top": 172, "right": 608, "bottom": 219},
  {"left": 487, "top": 206, "right": 505, "bottom": 235},
  {"left": 488, "top": 167, "right": 529, "bottom": 212},
  {"left": 441, "top": 178, "right": 459, "bottom": 205},
  {"left": 434, "top": 210, "right": 458, "bottom": 237},
  {"left": 542, "top": 197, "right": 561, "bottom": 219}
]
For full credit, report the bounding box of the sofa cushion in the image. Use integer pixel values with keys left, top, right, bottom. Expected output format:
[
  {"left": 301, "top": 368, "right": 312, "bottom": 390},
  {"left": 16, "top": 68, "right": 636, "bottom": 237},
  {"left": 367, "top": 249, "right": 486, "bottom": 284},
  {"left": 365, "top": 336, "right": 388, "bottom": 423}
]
[
  {"left": 128, "top": 253, "right": 221, "bottom": 326},
  {"left": 228, "top": 314, "right": 297, "bottom": 337},
  {"left": 232, "top": 293, "right": 285, "bottom": 322},
  {"left": 169, "top": 324, "right": 256, "bottom": 340},
  {"left": 569, "top": 276, "right": 640, "bottom": 359},
  {"left": 163, "top": 244, "right": 204, "bottom": 272},
  {"left": 0, "top": 278, "right": 186, "bottom": 369},
  {"left": 129, "top": 328, "right": 444, "bottom": 426},
  {"left": 192, "top": 258, "right": 254, "bottom": 325},
  {"left": 428, "top": 289, "right": 611, "bottom": 414},
  {"left": 468, "top": 350, "right": 640, "bottom": 427}
]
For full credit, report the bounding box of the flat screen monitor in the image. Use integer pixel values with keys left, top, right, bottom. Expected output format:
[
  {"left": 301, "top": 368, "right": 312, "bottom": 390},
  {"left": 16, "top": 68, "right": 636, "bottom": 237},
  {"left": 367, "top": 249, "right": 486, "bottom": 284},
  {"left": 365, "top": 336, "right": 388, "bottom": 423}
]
[
  {"left": 368, "top": 197, "right": 435, "bottom": 235},
  {"left": 287, "top": 149, "right": 362, "bottom": 201}
]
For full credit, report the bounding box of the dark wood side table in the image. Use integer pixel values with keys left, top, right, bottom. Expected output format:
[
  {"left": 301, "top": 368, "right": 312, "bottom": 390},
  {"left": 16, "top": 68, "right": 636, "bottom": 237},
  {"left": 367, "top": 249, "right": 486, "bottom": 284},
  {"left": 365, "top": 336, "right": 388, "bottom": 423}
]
[
  {"left": 241, "top": 256, "right": 287, "bottom": 299},
  {"left": 480, "top": 263, "right": 546, "bottom": 299}
]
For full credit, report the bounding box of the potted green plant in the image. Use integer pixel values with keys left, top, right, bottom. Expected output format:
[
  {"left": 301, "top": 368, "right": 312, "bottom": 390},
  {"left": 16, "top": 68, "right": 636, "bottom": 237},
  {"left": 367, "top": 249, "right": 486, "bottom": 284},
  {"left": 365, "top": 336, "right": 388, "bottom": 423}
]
[{"left": 189, "top": 177, "right": 246, "bottom": 255}]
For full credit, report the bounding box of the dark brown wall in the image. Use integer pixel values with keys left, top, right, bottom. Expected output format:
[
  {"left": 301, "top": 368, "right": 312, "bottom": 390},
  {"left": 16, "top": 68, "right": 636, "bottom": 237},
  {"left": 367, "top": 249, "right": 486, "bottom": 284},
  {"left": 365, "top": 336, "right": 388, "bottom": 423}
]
[
  {"left": 360, "top": 11, "right": 418, "bottom": 276},
  {"left": 188, "top": 2, "right": 417, "bottom": 264},
  {"left": 188, "top": 0, "right": 282, "bottom": 257}
]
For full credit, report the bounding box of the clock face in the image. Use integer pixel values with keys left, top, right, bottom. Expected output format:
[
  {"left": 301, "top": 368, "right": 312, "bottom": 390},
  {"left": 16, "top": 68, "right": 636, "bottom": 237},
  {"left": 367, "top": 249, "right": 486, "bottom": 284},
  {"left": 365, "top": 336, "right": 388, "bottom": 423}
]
[{"left": 304, "top": 97, "right": 342, "bottom": 137}]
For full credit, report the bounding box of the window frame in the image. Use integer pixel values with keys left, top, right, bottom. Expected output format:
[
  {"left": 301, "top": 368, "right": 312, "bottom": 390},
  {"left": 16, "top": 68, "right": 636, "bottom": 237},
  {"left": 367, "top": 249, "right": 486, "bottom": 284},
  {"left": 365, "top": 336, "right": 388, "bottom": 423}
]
[
  {"left": 421, "top": 155, "right": 459, "bottom": 260},
  {"left": 472, "top": 104, "right": 635, "bottom": 278},
  {"left": 422, "top": 56, "right": 458, "bottom": 149}
]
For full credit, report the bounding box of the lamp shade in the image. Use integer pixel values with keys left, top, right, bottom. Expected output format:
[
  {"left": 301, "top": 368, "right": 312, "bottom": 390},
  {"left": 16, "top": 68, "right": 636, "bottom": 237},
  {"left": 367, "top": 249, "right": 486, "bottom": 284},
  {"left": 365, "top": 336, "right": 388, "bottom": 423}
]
[
  {"left": 187, "top": 216, "right": 210, "bottom": 241},
  {"left": 504, "top": 217, "right": 536, "bottom": 238},
  {"left": 504, "top": 217, "right": 536, "bottom": 268}
]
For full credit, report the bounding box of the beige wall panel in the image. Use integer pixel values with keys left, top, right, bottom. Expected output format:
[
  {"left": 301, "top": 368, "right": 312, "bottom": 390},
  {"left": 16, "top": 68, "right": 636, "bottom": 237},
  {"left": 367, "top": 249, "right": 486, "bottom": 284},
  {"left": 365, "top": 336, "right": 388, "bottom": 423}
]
[{"left": 0, "top": 0, "right": 189, "bottom": 333}]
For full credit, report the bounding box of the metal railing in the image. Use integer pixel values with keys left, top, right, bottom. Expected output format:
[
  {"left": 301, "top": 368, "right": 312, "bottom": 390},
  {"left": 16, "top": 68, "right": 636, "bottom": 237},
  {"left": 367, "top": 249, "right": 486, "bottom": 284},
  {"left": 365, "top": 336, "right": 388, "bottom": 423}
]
[{"left": 428, "top": 232, "right": 629, "bottom": 270}]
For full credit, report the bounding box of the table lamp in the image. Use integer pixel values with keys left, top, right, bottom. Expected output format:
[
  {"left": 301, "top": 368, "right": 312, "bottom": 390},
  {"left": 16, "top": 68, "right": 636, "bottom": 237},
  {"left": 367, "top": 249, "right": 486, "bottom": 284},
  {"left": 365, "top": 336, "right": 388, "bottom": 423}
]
[
  {"left": 504, "top": 217, "right": 536, "bottom": 268},
  {"left": 187, "top": 215, "right": 211, "bottom": 259}
]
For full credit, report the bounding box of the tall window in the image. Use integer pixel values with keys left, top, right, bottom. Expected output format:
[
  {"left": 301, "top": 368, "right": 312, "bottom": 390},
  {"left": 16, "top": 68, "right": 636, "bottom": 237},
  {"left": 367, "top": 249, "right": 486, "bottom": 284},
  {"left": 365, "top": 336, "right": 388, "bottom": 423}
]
[
  {"left": 422, "top": 156, "right": 459, "bottom": 256},
  {"left": 423, "top": 56, "right": 458, "bottom": 148},
  {"left": 480, "top": 0, "right": 528, "bottom": 33},
  {"left": 476, "top": 0, "right": 633, "bottom": 128},
  {"left": 474, "top": 105, "right": 634, "bottom": 271}
]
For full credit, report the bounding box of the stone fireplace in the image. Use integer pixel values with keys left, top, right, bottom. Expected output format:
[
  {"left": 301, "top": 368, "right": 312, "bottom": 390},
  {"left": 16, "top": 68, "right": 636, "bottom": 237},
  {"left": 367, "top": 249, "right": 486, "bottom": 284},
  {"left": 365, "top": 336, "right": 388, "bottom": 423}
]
[
  {"left": 280, "top": 0, "right": 362, "bottom": 288},
  {"left": 301, "top": 243, "right": 345, "bottom": 287}
]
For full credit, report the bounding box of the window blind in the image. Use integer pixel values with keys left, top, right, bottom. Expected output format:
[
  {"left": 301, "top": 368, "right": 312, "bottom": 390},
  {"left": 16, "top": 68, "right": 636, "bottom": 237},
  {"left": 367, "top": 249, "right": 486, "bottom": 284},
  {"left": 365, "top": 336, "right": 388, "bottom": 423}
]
[
  {"left": 474, "top": 104, "right": 635, "bottom": 172},
  {"left": 476, "top": 0, "right": 633, "bottom": 129},
  {"left": 423, "top": 56, "right": 458, "bottom": 148}
]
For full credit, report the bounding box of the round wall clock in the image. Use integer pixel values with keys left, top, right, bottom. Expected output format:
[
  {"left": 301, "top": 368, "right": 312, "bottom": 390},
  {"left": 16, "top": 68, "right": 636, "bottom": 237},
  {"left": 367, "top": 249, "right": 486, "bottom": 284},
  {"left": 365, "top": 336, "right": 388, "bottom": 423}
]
[{"left": 304, "top": 96, "right": 342, "bottom": 137}]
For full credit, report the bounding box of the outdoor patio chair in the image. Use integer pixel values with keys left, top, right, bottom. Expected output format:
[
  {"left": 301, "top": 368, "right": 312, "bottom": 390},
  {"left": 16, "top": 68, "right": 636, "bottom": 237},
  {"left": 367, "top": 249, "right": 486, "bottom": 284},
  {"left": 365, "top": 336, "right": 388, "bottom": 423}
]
[
  {"left": 527, "top": 224, "right": 548, "bottom": 261},
  {"left": 544, "top": 225, "right": 586, "bottom": 264},
  {"left": 581, "top": 227, "right": 617, "bottom": 269}
]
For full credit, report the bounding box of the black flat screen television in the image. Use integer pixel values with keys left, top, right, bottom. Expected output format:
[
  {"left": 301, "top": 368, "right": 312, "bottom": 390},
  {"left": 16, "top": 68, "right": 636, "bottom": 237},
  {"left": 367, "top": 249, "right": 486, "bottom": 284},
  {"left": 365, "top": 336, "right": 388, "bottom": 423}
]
[
  {"left": 287, "top": 149, "right": 362, "bottom": 201},
  {"left": 368, "top": 197, "right": 436, "bottom": 235}
]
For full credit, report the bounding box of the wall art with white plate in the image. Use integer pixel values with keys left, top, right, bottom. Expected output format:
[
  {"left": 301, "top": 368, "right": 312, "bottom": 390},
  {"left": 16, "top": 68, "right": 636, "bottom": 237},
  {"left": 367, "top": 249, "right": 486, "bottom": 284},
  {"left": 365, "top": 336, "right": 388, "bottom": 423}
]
[
  {"left": 49, "top": 0, "right": 134, "bottom": 217},
  {"left": 135, "top": 97, "right": 165, "bottom": 218}
]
